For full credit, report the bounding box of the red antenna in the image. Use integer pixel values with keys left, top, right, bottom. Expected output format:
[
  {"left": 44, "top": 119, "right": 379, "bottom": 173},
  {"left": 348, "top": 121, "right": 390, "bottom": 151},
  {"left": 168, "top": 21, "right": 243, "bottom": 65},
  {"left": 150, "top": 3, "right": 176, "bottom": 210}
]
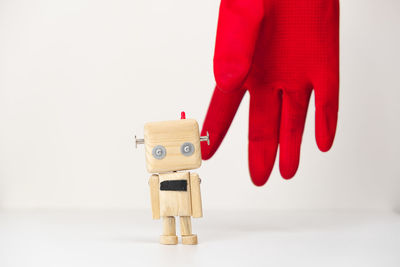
[{"left": 181, "top": 111, "right": 186, "bottom": 119}]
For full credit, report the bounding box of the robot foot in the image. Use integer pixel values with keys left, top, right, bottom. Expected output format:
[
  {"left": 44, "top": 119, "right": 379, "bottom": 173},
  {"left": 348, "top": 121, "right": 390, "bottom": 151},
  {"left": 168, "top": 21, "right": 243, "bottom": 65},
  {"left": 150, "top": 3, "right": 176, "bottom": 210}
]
[
  {"left": 160, "top": 235, "right": 178, "bottom": 245},
  {"left": 181, "top": 234, "right": 198, "bottom": 245}
]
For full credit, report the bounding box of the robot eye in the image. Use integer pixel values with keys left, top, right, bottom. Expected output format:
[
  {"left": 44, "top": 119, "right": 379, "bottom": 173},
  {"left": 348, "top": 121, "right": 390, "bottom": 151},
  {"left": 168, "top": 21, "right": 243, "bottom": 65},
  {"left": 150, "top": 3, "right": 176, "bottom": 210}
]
[
  {"left": 152, "top": 145, "right": 166, "bottom": 160},
  {"left": 180, "top": 142, "right": 194, "bottom": 156}
]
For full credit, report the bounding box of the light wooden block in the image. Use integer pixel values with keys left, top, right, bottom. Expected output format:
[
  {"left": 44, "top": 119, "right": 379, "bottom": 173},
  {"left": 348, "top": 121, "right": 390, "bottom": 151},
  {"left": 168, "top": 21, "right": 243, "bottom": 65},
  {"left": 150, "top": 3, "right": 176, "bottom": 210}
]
[
  {"left": 160, "top": 235, "right": 178, "bottom": 245},
  {"left": 179, "top": 216, "right": 192, "bottom": 236},
  {"left": 144, "top": 119, "right": 201, "bottom": 173},
  {"left": 159, "top": 172, "right": 192, "bottom": 217},
  {"left": 181, "top": 235, "right": 198, "bottom": 245},
  {"left": 162, "top": 216, "right": 176, "bottom": 235},
  {"left": 190, "top": 172, "right": 203, "bottom": 218},
  {"left": 149, "top": 174, "right": 160, "bottom": 219}
]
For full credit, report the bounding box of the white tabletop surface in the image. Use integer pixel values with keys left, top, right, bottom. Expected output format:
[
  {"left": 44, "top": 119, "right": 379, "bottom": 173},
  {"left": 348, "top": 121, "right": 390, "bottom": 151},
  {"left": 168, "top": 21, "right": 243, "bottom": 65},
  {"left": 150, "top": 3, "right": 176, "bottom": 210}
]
[{"left": 0, "top": 210, "right": 399, "bottom": 267}]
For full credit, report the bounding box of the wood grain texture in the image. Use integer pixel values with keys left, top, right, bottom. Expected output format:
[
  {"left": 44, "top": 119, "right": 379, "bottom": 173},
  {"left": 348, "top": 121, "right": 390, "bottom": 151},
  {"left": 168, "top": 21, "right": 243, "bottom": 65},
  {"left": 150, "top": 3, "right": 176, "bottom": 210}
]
[
  {"left": 181, "top": 234, "right": 198, "bottom": 245},
  {"left": 159, "top": 172, "right": 192, "bottom": 216},
  {"left": 190, "top": 172, "right": 203, "bottom": 218},
  {"left": 149, "top": 174, "right": 160, "bottom": 219},
  {"left": 160, "top": 216, "right": 178, "bottom": 245},
  {"left": 162, "top": 216, "right": 176, "bottom": 235},
  {"left": 180, "top": 216, "right": 192, "bottom": 236},
  {"left": 160, "top": 235, "right": 178, "bottom": 245},
  {"left": 144, "top": 119, "right": 201, "bottom": 173}
]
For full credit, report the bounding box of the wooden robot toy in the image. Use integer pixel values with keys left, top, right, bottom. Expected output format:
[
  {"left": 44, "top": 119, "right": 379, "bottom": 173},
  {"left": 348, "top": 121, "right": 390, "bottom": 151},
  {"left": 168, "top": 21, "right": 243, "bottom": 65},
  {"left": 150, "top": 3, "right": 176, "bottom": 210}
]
[{"left": 135, "top": 112, "right": 209, "bottom": 245}]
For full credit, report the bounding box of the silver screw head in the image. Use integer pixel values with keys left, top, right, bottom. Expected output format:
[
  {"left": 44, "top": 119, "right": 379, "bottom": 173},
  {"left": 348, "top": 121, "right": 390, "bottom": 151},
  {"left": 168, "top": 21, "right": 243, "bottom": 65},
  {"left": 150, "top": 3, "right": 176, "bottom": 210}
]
[
  {"left": 152, "top": 145, "right": 166, "bottom": 159},
  {"left": 181, "top": 142, "right": 194, "bottom": 156}
]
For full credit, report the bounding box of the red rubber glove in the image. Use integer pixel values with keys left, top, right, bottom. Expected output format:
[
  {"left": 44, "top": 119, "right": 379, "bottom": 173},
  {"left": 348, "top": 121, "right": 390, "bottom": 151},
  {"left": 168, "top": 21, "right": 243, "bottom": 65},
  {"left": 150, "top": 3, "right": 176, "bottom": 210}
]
[{"left": 201, "top": 0, "right": 339, "bottom": 186}]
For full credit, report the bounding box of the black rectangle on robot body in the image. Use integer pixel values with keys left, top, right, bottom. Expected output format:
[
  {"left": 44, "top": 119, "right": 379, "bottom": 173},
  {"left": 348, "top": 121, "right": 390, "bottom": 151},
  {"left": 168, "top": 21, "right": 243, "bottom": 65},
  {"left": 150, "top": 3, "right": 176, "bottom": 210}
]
[{"left": 160, "top": 180, "right": 188, "bottom": 191}]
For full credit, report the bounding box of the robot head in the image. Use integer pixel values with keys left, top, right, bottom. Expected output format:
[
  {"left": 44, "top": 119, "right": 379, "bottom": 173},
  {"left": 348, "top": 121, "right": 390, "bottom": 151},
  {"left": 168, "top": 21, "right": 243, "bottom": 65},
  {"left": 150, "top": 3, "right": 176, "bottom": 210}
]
[{"left": 135, "top": 113, "right": 209, "bottom": 173}]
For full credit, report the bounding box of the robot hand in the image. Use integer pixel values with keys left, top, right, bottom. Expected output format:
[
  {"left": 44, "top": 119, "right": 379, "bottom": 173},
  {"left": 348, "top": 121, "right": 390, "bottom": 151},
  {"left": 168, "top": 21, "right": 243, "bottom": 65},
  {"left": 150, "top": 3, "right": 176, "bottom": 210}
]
[{"left": 201, "top": 0, "right": 339, "bottom": 186}]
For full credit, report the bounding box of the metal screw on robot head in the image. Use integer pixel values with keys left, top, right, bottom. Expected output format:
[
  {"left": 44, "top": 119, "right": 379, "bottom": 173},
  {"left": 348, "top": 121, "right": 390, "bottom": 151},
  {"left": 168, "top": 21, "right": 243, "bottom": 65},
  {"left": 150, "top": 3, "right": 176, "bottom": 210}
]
[
  {"left": 134, "top": 135, "right": 144, "bottom": 149},
  {"left": 135, "top": 131, "right": 209, "bottom": 148},
  {"left": 199, "top": 131, "right": 210, "bottom": 146}
]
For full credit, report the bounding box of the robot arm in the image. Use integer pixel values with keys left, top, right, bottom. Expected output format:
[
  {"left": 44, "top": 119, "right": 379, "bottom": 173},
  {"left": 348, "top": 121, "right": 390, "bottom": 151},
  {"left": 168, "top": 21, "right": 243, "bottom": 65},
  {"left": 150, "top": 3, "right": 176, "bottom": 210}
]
[
  {"left": 189, "top": 173, "right": 203, "bottom": 218},
  {"left": 149, "top": 174, "right": 160, "bottom": 219}
]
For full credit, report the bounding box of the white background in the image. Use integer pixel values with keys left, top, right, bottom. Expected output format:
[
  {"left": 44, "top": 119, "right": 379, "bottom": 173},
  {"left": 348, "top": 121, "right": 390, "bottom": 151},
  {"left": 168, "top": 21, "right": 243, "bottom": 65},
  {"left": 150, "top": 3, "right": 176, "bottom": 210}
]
[
  {"left": 1, "top": 0, "right": 399, "bottom": 211},
  {"left": 1, "top": 0, "right": 400, "bottom": 266}
]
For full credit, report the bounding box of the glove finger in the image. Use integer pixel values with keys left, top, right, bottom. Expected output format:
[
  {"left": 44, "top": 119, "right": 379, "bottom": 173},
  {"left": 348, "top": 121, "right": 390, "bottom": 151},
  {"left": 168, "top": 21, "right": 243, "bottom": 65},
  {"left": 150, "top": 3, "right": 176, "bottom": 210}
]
[
  {"left": 201, "top": 86, "right": 246, "bottom": 160},
  {"left": 314, "top": 81, "right": 339, "bottom": 152},
  {"left": 214, "top": 0, "right": 264, "bottom": 93},
  {"left": 248, "top": 88, "right": 281, "bottom": 186},
  {"left": 279, "top": 88, "right": 312, "bottom": 179}
]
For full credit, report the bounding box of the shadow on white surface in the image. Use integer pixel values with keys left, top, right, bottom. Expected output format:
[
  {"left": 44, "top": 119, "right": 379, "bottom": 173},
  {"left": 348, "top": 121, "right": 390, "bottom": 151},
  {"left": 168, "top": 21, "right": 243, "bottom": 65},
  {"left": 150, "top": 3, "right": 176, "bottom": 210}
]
[{"left": 0, "top": 210, "right": 399, "bottom": 267}]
